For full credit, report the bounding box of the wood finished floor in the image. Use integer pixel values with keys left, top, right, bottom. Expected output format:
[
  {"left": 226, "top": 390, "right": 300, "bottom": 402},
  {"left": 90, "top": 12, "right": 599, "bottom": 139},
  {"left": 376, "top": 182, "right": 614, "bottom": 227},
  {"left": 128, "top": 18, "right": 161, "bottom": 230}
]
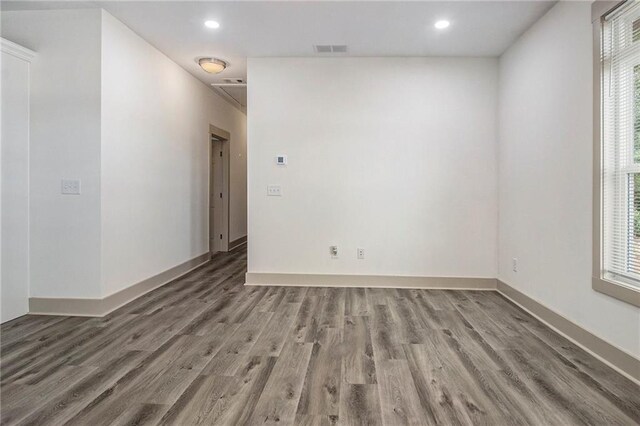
[{"left": 1, "top": 246, "right": 639, "bottom": 425}]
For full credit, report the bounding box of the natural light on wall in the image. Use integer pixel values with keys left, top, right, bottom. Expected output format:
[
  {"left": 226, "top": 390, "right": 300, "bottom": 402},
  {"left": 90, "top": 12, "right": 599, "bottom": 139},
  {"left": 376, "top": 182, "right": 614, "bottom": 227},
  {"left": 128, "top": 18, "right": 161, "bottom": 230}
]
[{"left": 602, "top": 0, "right": 640, "bottom": 289}]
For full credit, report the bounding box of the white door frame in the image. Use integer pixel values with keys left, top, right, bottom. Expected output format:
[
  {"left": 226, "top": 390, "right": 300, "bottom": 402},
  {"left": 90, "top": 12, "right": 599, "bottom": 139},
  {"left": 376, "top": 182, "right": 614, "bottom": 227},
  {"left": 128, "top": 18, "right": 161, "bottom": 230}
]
[{"left": 209, "top": 124, "right": 231, "bottom": 256}]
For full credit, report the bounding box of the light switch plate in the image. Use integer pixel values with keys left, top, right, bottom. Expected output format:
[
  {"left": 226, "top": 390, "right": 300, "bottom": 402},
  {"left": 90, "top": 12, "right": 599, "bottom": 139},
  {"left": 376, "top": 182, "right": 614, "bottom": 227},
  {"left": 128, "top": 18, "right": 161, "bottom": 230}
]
[
  {"left": 61, "top": 179, "right": 81, "bottom": 195},
  {"left": 267, "top": 185, "right": 282, "bottom": 196}
]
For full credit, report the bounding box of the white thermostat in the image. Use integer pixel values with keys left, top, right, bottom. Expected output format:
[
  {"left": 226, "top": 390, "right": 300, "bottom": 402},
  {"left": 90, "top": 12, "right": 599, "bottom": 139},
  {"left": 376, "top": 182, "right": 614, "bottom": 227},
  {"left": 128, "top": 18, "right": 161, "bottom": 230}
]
[{"left": 276, "top": 155, "right": 287, "bottom": 165}]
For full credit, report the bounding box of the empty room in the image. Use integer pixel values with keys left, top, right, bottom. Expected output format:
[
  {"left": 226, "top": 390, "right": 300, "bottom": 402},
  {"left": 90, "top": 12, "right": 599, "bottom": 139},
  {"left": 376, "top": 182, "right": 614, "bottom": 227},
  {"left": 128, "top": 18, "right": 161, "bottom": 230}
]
[{"left": 1, "top": 0, "right": 639, "bottom": 424}]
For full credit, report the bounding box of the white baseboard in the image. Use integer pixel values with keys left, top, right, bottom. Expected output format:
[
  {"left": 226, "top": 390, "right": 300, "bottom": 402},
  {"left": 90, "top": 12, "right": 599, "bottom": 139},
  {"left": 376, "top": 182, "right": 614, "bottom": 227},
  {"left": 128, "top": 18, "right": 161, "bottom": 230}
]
[
  {"left": 498, "top": 279, "right": 640, "bottom": 384},
  {"left": 229, "top": 235, "right": 247, "bottom": 250},
  {"left": 29, "top": 253, "right": 211, "bottom": 317},
  {"left": 245, "top": 272, "right": 497, "bottom": 290}
]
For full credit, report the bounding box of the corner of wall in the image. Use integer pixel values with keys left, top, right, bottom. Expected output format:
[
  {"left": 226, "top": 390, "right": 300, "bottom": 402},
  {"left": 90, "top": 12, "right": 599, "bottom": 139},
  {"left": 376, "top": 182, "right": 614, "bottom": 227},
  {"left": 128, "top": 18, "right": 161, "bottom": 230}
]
[
  {"left": 98, "top": 8, "right": 107, "bottom": 298},
  {"left": 493, "top": 1, "right": 639, "bottom": 359}
]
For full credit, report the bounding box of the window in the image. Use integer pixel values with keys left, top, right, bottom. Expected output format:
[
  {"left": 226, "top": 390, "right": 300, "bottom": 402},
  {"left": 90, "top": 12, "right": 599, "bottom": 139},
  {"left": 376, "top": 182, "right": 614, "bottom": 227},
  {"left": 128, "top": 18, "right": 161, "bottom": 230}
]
[{"left": 597, "top": 0, "right": 640, "bottom": 305}]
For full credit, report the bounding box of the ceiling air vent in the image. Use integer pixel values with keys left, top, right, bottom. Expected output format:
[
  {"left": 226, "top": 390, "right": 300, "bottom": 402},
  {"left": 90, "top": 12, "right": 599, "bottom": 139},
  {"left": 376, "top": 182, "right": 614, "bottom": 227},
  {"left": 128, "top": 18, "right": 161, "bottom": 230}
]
[
  {"left": 314, "top": 45, "right": 348, "bottom": 54},
  {"left": 314, "top": 45, "right": 332, "bottom": 53},
  {"left": 222, "top": 78, "right": 246, "bottom": 84}
]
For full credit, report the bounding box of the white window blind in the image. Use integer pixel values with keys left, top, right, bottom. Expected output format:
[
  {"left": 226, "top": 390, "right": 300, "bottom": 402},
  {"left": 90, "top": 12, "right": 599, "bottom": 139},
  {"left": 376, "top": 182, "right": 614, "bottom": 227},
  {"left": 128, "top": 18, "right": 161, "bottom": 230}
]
[{"left": 602, "top": 1, "right": 640, "bottom": 288}]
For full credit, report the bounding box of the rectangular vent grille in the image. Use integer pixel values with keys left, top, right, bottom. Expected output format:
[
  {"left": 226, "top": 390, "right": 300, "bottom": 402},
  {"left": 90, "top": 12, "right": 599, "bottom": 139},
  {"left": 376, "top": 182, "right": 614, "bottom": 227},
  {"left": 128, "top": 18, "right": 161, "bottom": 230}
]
[
  {"left": 222, "top": 78, "right": 246, "bottom": 84},
  {"left": 314, "top": 45, "right": 348, "bottom": 54}
]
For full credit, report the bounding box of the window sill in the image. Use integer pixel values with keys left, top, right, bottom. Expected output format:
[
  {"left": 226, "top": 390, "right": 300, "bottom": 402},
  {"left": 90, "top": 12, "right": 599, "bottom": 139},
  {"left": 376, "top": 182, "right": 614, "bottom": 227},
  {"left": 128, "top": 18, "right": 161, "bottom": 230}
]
[{"left": 592, "top": 276, "right": 640, "bottom": 307}]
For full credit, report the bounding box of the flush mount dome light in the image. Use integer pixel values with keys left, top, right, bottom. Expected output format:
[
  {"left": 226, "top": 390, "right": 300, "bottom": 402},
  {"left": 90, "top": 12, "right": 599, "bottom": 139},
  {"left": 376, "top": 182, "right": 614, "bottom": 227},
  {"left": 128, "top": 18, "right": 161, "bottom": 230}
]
[
  {"left": 204, "top": 20, "right": 220, "bottom": 29},
  {"left": 434, "top": 20, "right": 450, "bottom": 29},
  {"left": 198, "top": 57, "right": 227, "bottom": 74}
]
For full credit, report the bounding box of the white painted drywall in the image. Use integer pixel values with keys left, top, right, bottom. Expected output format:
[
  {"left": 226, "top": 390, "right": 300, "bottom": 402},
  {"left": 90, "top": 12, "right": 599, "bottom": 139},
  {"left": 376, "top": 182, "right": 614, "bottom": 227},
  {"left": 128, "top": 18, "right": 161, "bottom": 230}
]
[
  {"left": 247, "top": 57, "right": 498, "bottom": 278},
  {"left": 1, "top": 10, "right": 247, "bottom": 301},
  {"left": 100, "top": 11, "right": 247, "bottom": 296},
  {"left": 498, "top": 1, "right": 640, "bottom": 356},
  {"left": 1, "top": 44, "right": 32, "bottom": 322},
  {"left": 1, "top": 10, "right": 103, "bottom": 299}
]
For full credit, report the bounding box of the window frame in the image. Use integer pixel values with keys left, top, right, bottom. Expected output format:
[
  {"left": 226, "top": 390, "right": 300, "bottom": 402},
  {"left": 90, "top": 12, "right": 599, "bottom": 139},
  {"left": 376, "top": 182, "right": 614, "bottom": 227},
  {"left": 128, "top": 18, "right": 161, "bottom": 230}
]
[{"left": 593, "top": 0, "right": 640, "bottom": 307}]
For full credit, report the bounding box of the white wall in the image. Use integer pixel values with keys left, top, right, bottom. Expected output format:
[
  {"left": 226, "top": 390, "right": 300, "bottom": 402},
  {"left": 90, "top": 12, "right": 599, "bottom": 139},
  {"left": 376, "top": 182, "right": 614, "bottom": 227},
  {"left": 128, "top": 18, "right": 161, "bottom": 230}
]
[
  {"left": 498, "top": 1, "right": 640, "bottom": 356},
  {"left": 1, "top": 9, "right": 247, "bottom": 300},
  {"left": 248, "top": 57, "right": 498, "bottom": 278},
  {"left": 1, "top": 44, "right": 32, "bottom": 321},
  {"left": 2, "top": 10, "right": 103, "bottom": 298},
  {"left": 100, "top": 11, "right": 247, "bottom": 296}
]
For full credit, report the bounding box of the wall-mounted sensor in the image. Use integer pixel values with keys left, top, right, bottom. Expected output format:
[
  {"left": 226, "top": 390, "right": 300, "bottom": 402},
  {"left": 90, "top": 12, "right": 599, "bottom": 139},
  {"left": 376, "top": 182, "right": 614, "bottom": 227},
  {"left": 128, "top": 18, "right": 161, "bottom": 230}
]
[{"left": 276, "top": 155, "right": 287, "bottom": 165}]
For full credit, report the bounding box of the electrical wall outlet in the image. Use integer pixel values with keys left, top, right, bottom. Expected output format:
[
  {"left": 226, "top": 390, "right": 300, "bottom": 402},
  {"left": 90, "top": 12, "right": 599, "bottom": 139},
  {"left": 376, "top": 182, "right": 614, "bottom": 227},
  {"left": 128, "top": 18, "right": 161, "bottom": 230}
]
[
  {"left": 61, "top": 179, "right": 81, "bottom": 195},
  {"left": 267, "top": 185, "right": 282, "bottom": 196},
  {"left": 512, "top": 258, "right": 518, "bottom": 272},
  {"left": 330, "top": 245, "right": 338, "bottom": 258},
  {"left": 357, "top": 248, "right": 365, "bottom": 259}
]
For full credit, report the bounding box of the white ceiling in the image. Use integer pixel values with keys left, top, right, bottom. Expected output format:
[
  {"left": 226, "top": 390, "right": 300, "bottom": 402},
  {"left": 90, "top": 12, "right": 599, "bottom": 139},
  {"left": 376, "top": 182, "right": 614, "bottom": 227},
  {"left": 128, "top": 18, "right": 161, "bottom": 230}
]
[{"left": 3, "top": 1, "right": 556, "bottom": 108}]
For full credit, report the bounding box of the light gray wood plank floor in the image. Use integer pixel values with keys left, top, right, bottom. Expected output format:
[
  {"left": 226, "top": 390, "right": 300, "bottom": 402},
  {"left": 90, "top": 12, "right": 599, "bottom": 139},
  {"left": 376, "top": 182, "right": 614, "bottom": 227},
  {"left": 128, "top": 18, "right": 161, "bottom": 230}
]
[{"left": 1, "top": 246, "right": 639, "bottom": 425}]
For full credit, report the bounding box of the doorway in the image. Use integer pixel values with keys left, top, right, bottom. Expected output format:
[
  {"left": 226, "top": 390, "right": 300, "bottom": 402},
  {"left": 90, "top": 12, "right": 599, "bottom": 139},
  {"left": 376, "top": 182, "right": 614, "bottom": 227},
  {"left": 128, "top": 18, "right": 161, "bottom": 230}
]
[{"left": 209, "top": 124, "right": 231, "bottom": 257}]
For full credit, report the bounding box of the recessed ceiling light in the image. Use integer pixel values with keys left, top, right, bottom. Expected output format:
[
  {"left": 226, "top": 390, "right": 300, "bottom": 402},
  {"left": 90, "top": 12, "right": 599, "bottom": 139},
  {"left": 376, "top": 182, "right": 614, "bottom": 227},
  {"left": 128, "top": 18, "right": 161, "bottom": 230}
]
[
  {"left": 434, "top": 20, "right": 450, "bottom": 29},
  {"left": 204, "top": 20, "right": 220, "bottom": 29}
]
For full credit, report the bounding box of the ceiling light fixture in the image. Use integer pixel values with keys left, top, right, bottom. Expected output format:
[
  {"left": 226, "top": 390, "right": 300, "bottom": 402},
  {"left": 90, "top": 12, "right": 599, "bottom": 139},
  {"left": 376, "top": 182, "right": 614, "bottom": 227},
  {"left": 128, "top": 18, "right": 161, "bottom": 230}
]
[
  {"left": 198, "top": 57, "right": 227, "bottom": 74},
  {"left": 204, "top": 20, "right": 220, "bottom": 29},
  {"left": 434, "top": 20, "right": 450, "bottom": 29}
]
